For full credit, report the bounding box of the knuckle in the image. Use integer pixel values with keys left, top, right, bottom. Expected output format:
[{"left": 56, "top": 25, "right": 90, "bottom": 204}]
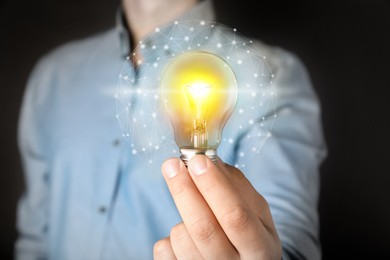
[
  {"left": 153, "top": 239, "right": 170, "bottom": 257},
  {"left": 189, "top": 219, "right": 217, "bottom": 242},
  {"left": 222, "top": 206, "right": 251, "bottom": 231},
  {"left": 170, "top": 180, "right": 188, "bottom": 198},
  {"left": 170, "top": 223, "right": 187, "bottom": 241}
]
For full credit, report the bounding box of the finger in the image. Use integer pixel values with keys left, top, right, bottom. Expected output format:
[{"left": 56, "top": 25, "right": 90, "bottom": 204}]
[
  {"left": 188, "top": 155, "right": 272, "bottom": 255},
  {"left": 169, "top": 223, "right": 203, "bottom": 260},
  {"left": 217, "top": 159, "right": 276, "bottom": 236},
  {"left": 161, "top": 158, "right": 238, "bottom": 259},
  {"left": 153, "top": 237, "right": 176, "bottom": 260}
]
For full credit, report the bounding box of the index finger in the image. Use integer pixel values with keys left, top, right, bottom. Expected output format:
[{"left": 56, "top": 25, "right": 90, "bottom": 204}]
[{"left": 161, "top": 158, "right": 237, "bottom": 259}]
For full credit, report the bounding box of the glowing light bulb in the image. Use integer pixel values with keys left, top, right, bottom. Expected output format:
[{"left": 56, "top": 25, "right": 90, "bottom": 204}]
[{"left": 160, "top": 51, "right": 238, "bottom": 165}]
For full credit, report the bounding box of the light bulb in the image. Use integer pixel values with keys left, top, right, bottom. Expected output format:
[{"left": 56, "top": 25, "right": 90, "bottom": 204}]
[{"left": 160, "top": 51, "right": 238, "bottom": 165}]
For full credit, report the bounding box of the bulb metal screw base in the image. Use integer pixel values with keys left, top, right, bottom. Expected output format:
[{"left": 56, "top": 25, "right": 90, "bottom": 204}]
[{"left": 180, "top": 148, "right": 217, "bottom": 167}]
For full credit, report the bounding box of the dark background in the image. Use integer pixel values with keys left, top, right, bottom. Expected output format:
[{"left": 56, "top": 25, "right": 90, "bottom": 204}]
[{"left": 1, "top": 0, "right": 389, "bottom": 259}]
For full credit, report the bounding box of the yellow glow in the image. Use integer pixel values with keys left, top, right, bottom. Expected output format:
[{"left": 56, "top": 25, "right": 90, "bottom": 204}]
[
  {"left": 161, "top": 51, "right": 237, "bottom": 149},
  {"left": 183, "top": 83, "right": 211, "bottom": 120},
  {"left": 185, "top": 83, "right": 210, "bottom": 102}
]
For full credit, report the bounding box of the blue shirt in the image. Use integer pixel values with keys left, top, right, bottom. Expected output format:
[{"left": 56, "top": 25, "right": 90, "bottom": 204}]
[{"left": 16, "top": 1, "right": 326, "bottom": 259}]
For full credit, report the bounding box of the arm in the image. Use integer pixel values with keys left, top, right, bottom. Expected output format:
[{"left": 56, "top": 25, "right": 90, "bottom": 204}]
[{"left": 15, "top": 59, "right": 51, "bottom": 260}]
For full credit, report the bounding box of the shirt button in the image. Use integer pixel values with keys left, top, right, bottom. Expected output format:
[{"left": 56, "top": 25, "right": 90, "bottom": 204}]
[
  {"left": 98, "top": 206, "right": 107, "bottom": 214},
  {"left": 112, "top": 139, "right": 120, "bottom": 146}
]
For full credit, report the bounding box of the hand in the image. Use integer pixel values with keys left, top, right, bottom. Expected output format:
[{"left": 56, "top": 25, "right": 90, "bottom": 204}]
[{"left": 154, "top": 155, "right": 282, "bottom": 260}]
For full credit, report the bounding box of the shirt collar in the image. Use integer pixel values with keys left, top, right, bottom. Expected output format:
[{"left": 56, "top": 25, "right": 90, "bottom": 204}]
[{"left": 116, "top": 0, "right": 216, "bottom": 58}]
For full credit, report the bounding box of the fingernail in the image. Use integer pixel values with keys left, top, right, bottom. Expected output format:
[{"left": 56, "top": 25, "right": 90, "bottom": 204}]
[
  {"left": 189, "top": 155, "right": 208, "bottom": 175},
  {"left": 163, "top": 158, "right": 181, "bottom": 179}
]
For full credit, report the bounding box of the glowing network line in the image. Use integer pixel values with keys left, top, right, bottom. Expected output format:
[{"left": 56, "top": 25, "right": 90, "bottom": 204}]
[{"left": 115, "top": 20, "right": 277, "bottom": 167}]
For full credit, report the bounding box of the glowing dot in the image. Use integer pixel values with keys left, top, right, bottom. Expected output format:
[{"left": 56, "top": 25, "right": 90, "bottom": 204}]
[
  {"left": 252, "top": 147, "right": 257, "bottom": 152},
  {"left": 154, "top": 95, "right": 159, "bottom": 100},
  {"left": 217, "top": 43, "right": 222, "bottom": 48},
  {"left": 132, "top": 149, "right": 137, "bottom": 154},
  {"left": 232, "top": 40, "right": 236, "bottom": 44},
  {"left": 251, "top": 92, "right": 257, "bottom": 97},
  {"left": 233, "top": 28, "right": 237, "bottom": 32},
  {"left": 239, "top": 109, "right": 244, "bottom": 114},
  {"left": 115, "top": 114, "right": 119, "bottom": 118},
  {"left": 237, "top": 60, "right": 242, "bottom": 64},
  {"left": 254, "top": 73, "right": 258, "bottom": 78},
  {"left": 174, "top": 21, "right": 178, "bottom": 24},
  {"left": 205, "top": 36, "right": 209, "bottom": 39},
  {"left": 153, "top": 62, "right": 158, "bottom": 67},
  {"left": 155, "top": 145, "right": 159, "bottom": 150},
  {"left": 228, "top": 138, "right": 234, "bottom": 144},
  {"left": 149, "top": 160, "right": 153, "bottom": 164},
  {"left": 190, "top": 27, "right": 194, "bottom": 31},
  {"left": 141, "top": 44, "right": 145, "bottom": 49},
  {"left": 164, "top": 45, "right": 169, "bottom": 49},
  {"left": 249, "top": 119, "right": 254, "bottom": 124},
  {"left": 200, "top": 20, "right": 205, "bottom": 25},
  {"left": 152, "top": 113, "right": 156, "bottom": 118},
  {"left": 155, "top": 27, "right": 160, "bottom": 32},
  {"left": 184, "top": 36, "right": 189, "bottom": 41}
]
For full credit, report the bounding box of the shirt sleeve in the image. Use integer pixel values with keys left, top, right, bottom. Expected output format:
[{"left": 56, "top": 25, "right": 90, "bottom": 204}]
[
  {"left": 234, "top": 47, "right": 327, "bottom": 260},
  {"left": 15, "top": 58, "right": 52, "bottom": 260}
]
